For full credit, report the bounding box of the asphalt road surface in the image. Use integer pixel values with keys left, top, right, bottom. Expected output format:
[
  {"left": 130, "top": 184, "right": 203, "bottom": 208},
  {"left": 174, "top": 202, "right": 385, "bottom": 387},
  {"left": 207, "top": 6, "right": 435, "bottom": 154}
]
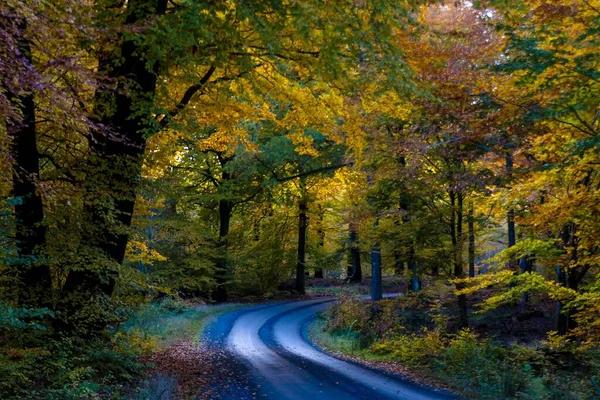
[{"left": 202, "top": 298, "right": 459, "bottom": 400}]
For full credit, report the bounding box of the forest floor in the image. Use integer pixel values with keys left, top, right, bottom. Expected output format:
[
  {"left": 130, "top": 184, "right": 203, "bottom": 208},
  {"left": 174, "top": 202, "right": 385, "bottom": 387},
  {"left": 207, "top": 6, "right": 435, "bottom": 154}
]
[{"left": 123, "top": 301, "right": 245, "bottom": 399}]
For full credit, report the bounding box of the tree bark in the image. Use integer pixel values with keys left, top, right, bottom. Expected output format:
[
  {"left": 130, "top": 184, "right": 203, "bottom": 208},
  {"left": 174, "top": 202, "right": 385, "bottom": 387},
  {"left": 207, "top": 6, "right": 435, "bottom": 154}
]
[
  {"left": 60, "top": 0, "right": 168, "bottom": 331},
  {"left": 519, "top": 255, "right": 533, "bottom": 305},
  {"left": 394, "top": 250, "right": 404, "bottom": 275},
  {"left": 407, "top": 246, "right": 421, "bottom": 291},
  {"left": 4, "top": 16, "right": 51, "bottom": 307},
  {"left": 554, "top": 266, "right": 575, "bottom": 335},
  {"left": 468, "top": 200, "right": 475, "bottom": 278},
  {"left": 457, "top": 192, "right": 464, "bottom": 271},
  {"left": 349, "top": 222, "right": 362, "bottom": 283},
  {"left": 212, "top": 196, "right": 233, "bottom": 302},
  {"left": 295, "top": 177, "right": 307, "bottom": 294},
  {"left": 314, "top": 206, "right": 325, "bottom": 279},
  {"left": 211, "top": 156, "right": 233, "bottom": 302},
  {"left": 370, "top": 242, "right": 382, "bottom": 301},
  {"left": 450, "top": 190, "right": 468, "bottom": 329},
  {"left": 554, "top": 223, "right": 586, "bottom": 335},
  {"left": 506, "top": 154, "right": 516, "bottom": 266}
]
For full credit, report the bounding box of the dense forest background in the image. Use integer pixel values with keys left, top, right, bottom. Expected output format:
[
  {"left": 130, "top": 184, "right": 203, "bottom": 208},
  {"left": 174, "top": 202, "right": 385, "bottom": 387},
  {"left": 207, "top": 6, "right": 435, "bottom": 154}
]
[{"left": 1, "top": 0, "right": 599, "bottom": 398}]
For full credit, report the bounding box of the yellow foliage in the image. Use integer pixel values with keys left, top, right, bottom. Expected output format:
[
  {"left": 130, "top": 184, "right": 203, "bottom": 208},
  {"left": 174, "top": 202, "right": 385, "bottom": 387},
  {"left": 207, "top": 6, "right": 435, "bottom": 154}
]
[{"left": 125, "top": 240, "right": 167, "bottom": 265}]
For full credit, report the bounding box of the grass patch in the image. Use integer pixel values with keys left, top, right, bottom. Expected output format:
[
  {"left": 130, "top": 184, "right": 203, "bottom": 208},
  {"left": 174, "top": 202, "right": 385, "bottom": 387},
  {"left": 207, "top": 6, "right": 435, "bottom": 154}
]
[
  {"left": 306, "top": 285, "right": 366, "bottom": 298},
  {"left": 308, "top": 317, "right": 391, "bottom": 362},
  {"left": 119, "top": 299, "right": 244, "bottom": 350}
]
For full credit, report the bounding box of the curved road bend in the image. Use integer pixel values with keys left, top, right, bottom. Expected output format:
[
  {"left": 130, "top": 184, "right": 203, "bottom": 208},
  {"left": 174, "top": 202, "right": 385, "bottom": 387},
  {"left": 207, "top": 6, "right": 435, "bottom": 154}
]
[{"left": 202, "top": 298, "right": 459, "bottom": 400}]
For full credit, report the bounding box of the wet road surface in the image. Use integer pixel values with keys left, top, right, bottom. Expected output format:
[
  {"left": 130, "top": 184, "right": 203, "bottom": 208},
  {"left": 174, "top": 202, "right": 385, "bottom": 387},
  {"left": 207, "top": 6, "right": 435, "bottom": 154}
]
[{"left": 202, "top": 298, "right": 459, "bottom": 400}]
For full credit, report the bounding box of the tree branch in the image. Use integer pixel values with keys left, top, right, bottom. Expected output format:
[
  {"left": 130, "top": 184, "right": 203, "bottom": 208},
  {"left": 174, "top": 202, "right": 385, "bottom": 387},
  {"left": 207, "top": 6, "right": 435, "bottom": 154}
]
[
  {"left": 158, "top": 64, "right": 262, "bottom": 130},
  {"left": 275, "top": 163, "right": 351, "bottom": 183},
  {"left": 158, "top": 65, "right": 216, "bottom": 129}
]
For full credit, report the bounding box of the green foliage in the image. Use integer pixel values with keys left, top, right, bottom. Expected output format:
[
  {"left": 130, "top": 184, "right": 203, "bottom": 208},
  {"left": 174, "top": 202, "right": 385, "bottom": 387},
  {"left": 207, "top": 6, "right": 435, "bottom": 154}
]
[
  {"left": 0, "top": 334, "right": 144, "bottom": 399},
  {"left": 0, "top": 297, "right": 241, "bottom": 399},
  {"left": 318, "top": 288, "right": 600, "bottom": 399},
  {"left": 118, "top": 297, "right": 241, "bottom": 348},
  {"left": 372, "top": 330, "right": 447, "bottom": 367},
  {"left": 0, "top": 302, "right": 54, "bottom": 333},
  {"left": 486, "top": 239, "right": 563, "bottom": 270}
]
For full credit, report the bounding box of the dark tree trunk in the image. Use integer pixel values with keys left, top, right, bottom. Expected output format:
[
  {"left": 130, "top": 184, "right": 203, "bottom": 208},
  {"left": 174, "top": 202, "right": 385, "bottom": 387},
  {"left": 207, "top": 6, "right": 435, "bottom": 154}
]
[
  {"left": 212, "top": 196, "right": 233, "bottom": 302},
  {"left": 370, "top": 243, "right": 382, "bottom": 301},
  {"left": 554, "top": 223, "right": 587, "bottom": 335},
  {"left": 295, "top": 176, "right": 308, "bottom": 294},
  {"left": 394, "top": 250, "right": 404, "bottom": 275},
  {"left": 349, "top": 222, "right": 362, "bottom": 283},
  {"left": 554, "top": 266, "right": 576, "bottom": 335},
  {"left": 407, "top": 247, "right": 421, "bottom": 291},
  {"left": 60, "top": 0, "right": 168, "bottom": 331},
  {"left": 395, "top": 155, "right": 412, "bottom": 278},
  {"left": 450, "top": 190, "right": 468, "bottom": 329},
  {"left": 456, "top": 192, "right": 464, "bottom": 270},
  {"left": 393, "top": 203, "right": 406, "bottom": 276},
  {"left": 507, "top": 208, "right": 516, "bottom": 248},
  {"left": 519, "top": 255, "right": 533, "bottom": 305},
  {"left": 212, "top": 156, "right": 233, "bottom": 302},
  {"left": 295, "top": 198, "right": 308, "bottom": 294},
  {"left": 314, "top": 208, "right": 325, "bottom": 279},
  {"left": 449, "top": 190, "right": 457, "bottom": 266},
  {"left": 468, "top": 200, "right": 475, "bottom": 278},
  {"left": 506, "top": 154, "right": 516, "bottom": 269},
  {"left": 4, "top": 16, "right": 51, "bottom": 307}
]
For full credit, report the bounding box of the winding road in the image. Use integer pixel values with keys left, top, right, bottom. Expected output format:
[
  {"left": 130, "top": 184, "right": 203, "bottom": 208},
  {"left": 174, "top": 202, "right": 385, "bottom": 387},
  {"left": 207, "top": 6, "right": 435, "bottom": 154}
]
[{"left": 202, "top": 298, "right": 459, "bottom": 399}]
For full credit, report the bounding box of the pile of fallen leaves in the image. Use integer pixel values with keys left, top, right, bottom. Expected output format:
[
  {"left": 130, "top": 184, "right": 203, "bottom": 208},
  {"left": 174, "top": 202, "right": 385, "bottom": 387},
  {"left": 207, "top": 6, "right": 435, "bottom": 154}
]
[{"left": 145, "top": 340, "right": 215, "bottom": 399}]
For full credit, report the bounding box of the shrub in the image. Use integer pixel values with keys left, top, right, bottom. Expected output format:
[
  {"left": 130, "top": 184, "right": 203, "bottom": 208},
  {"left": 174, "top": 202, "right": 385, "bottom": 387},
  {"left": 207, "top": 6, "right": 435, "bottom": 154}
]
[{"left": 371, "top": 329, "right": 447, "bottom": 367}]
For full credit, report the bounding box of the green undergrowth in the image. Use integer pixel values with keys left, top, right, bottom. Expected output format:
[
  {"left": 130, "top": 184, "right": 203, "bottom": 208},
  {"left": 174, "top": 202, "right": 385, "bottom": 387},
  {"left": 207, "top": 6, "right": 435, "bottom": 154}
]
[
  {"left": 118, "top": 298, "right": 243, "bottom": 350},
  {"left": 308, "top": 318, "right": 390, "bottom": 361},
  {"left": 305, "top": 285, "right": 366, "bottom": 297},
  {"left": 0, "top": 298, "right": 242, "bottom": 399},
  {"left": 310, "top": 293, "right": 600, "bottom": 400}
]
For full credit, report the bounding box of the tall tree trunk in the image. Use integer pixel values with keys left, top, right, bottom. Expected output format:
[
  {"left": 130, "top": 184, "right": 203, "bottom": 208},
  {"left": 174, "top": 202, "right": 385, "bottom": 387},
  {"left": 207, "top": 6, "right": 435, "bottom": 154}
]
[
  {"left": 449, "top": 190, "right": 457, "bottom": 270},
  {"left": 4, "top": 16, "right": 51, "bottom": 307},
  {"left": 554, "top": 266, "right": 576, "bottom": 335},
  {"left": 349, "top": 222, "right": 362, "bottom": 283},
  {"left": 393, "top": 203, "right": 406, "bottom": 276},
  {"left": 314, "top": 206, "right": 324, "bottom": 279},
  {"left": 212, "top": 156, "right": 233, "bottom": 302},
  {"left": 554, "top": 223, "right": 583, "bottom": 335},
  {"left": 450, "top": 190, "right": 468, "bottom": 329},
  {"left": 295, "top": 177, "right": 307, "bottom": 294},
  {"left": 213, "top": 196, "right": 233, "bottom": 302},
  {"left": 370, "top": 242, "right": 382, "bottom": 301},
  {"left": 457, "top": 192, "right": 464, "bottom": 270},
  {"left": 394, "top": 250, "right": 404, "bottom": 275},
  {"left": 468, "top": 200, "right": 475, "bottom": 278},
  {"left": 60, "top": 0, "right": 168, "bottom": 332},
  {"left": 519, "top": 255, "right": 533, "bottom": 306},
  {"left": 395, "top": 155, "right": 411, "bottom": 277},
  {"left": 407, "top": 246, "right": 421, "bottom": 291},
  {"left": 506, "top": 153, "right": 516, "bottom": 271}
]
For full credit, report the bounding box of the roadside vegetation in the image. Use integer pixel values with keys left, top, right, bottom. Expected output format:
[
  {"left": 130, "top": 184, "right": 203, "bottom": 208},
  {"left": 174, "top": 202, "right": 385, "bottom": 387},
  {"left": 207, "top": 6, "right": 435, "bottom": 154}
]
[
  {"left": 311, "top": 290, "right": 600, "bottom": 399},
  {"left": 0, "top": 298, "right": 241, "bottom": 399}
]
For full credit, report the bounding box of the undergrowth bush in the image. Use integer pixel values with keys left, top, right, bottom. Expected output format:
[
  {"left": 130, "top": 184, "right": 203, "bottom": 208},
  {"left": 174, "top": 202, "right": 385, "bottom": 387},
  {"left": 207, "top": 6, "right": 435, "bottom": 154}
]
[
  {"left": 0, "top": 333, "right": 144, "bottom": 399},
  {"left": 0, "top": 297, "right": 224, "bottom": 399},
  {"left": 319, "top": 291, "right": 600, "bottom": 399}
]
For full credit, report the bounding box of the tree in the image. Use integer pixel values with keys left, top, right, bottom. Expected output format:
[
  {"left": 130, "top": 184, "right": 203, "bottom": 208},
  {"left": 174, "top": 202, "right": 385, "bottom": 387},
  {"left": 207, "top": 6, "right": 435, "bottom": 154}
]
[{"left": 1, "top": 11, "right": 51, "bottom": 308}]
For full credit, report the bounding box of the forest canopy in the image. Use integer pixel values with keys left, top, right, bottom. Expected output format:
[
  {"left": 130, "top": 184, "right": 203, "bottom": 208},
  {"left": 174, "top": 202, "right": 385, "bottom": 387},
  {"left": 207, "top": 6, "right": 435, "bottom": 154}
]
[{"left": 1, "top": 0, "right": 599, "bottom": 398}]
